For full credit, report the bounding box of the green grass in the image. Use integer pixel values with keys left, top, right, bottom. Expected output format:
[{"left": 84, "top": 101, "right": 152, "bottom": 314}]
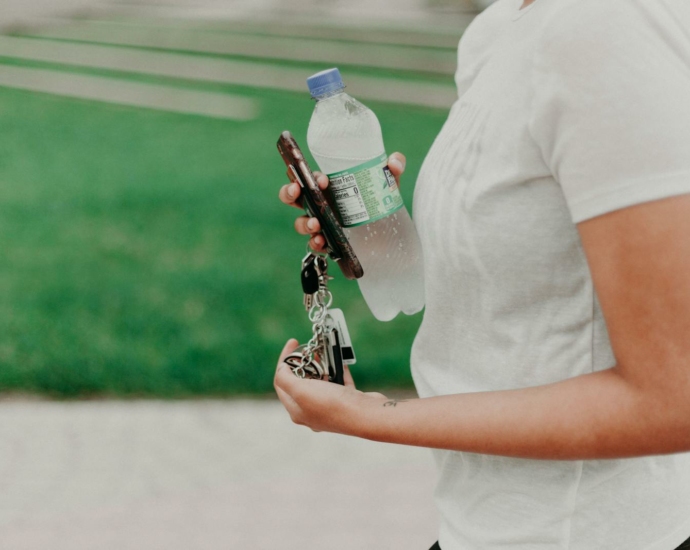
[
  {"left": 0, "top": 73, "right": 447, "bottom": 397},
  {"left": 8, "top": 33, "right": 458, "bottom": 85}
]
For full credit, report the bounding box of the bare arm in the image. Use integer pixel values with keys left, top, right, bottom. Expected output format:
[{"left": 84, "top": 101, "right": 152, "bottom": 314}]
[{"left": 275, "top": 194, "right": 690, "bottom": 460}]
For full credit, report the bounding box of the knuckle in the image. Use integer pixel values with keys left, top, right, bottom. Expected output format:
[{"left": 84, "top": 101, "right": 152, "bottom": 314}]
[{"left": 294, "top": 216, "right": 307, "bottom": 234}]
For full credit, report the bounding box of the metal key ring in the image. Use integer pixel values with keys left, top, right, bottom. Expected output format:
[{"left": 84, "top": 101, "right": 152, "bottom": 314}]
[
  {"left": 304, "top": 242, "right": 329, "bottom": 262},
  {"left": 314, "top": 289, "right": 333, "bottom": 309},
  {"left": 309, "top": 295, "right": 333, "bottom": 324}
]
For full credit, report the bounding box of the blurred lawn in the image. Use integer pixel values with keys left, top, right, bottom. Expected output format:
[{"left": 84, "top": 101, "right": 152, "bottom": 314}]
[{"left": 0, "top": 70, "right": 447, "bottom": 397}]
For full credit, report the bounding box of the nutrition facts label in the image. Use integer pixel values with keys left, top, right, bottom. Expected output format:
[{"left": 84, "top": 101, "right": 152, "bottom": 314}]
[
  {"left": 328, "top": 154, "right": 403, "bottom": 228},
  {"left": 328, "top": 173, "right": 369, "bottom": 226}
]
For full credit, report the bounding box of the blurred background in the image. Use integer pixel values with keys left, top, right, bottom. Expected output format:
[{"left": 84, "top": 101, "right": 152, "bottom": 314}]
[{"left": 0, "top": 0, "right": 488, "bottom": 547}]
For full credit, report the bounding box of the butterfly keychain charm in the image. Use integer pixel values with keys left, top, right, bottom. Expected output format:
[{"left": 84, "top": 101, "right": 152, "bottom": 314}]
[{"left": 284, "top": 252, "right": 355, "bottom": 385}]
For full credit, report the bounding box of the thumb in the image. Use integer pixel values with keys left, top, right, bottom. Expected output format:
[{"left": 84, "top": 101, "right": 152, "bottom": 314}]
[
  {"left": 342, "top": 365, "right": 356, "bottom": 388},
  {"left": 278, "top": 338, "right": 300, "bottom": 364},
  {"left": 387, "top": 152, "right": 406, "bottom": 185},
  {"left": 275, "top": 338, "right": 301, "bottom": 384}
]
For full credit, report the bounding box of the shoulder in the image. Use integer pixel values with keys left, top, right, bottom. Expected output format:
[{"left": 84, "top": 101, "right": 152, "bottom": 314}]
[
  {"left": 531, "top": 0, "right": 690, "bottom": 91},
  {"left": 454, "top": 0, "right": 517, "bottom": 94},
  {"left": 468, "top": 0, "right": 516, "bottom": 29},
  {"left": 458, "top": 0, "right": 516, "bottom": 57},
  {"left": 535, "top": 0, "right": 690, "bottom": 61}
]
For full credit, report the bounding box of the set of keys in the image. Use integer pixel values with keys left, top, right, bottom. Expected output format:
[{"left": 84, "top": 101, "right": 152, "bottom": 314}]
[{"left": 283, "top": 252, "right": 356, "bottom": 385}]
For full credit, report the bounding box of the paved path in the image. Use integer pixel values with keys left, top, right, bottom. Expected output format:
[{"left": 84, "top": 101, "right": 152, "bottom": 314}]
[
  {"left": 0, "top": 0, "right": 104, "bottom": 30},
  {"left": 0, "top": 400, "right": 438, "bottom": 550},
  {"left": 0, "top": 36, "right": 458, "bottom": 110},
  {"left": 2, "top": 0, "right": 481, "bottom": 32},
  {"left": 36, "top": 19, "right": 459, "bottom": 75},
  {"left": 87, "top": 0, "right": 479, "bottom": 27},
  {"left": 0, "top": 64, "right": 259, "bottom": 120},
  {"left": 0, "top": 0, "right": 474, "bottom": 113}
]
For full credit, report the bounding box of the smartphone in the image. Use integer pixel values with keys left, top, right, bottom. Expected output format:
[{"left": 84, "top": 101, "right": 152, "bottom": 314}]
[{"left": 277, "top": 131, "right": 363, "bottom": 280}]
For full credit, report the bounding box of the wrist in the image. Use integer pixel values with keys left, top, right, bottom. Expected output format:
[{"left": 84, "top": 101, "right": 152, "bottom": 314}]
[
  {"left": 351, "top": 393, "right": 405, "bottom": 443},
  {"left": 336, "top": 391, "right": 382, "bottom": 440}
]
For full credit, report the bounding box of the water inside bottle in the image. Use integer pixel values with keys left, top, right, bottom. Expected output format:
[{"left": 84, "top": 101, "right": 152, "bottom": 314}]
[{"left": 307, "top": 91, "right": 425, "bottom": 321}]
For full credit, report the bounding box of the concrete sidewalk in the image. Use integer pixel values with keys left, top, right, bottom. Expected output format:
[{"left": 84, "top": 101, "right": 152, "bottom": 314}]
[
  {"left": 0, "top": 0, "right": 104, "bottom": 30},
  {"left": 0, "top": 400, "right": 438, "bottom": 550},
  {"left": 1, "top": 0, "right": 480, "bottom": 32}
]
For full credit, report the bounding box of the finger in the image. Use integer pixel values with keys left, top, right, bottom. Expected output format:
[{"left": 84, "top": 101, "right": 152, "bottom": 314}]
[
  {"left": 279, "top": 338, "right": 300, "bottom": 363},
  {"left": 275, "top": 384, "right": 298, "bottom": 410},
  {"left": 313, "top": 172, "right": 329, "bottom": 190},
  {"left": 275, "top": 385, "right": 304, "bottom": 424},
  {"left": 387, "top": 152, "right": 406, "bottom": 185},
  {"left": 308, "top": 234, "right": 327, "bottom": 253},
  {"left": 343, "top": 365, "right": 356, "bottom": 388},
  {"left": 295, "top": 215, "right": 321, "bottom": 236},
  {"left": 275, "top": 355, "right": 300, "bottom": 394},
  {"left": 275, "top": 338, "right": 300, "bottom": 383},
  {"left": 278, "top": 183, "right": 303, "bottom": 208}
]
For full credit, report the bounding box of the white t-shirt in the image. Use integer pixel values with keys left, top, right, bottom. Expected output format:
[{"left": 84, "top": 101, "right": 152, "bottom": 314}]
[{"left": 410, "top": 0, "right": 690, "bottom": 549}]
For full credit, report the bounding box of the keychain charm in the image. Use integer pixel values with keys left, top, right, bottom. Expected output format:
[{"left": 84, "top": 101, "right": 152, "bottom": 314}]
[
  {"left": 287, "top": 251, "right": 355, "bottom": 385},
  {"left": 284, "top": 345, "right": 326, "bottom": 380}
]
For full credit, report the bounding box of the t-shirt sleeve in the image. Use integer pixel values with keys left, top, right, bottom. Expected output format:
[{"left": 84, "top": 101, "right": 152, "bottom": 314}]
[{"left": 528, "top": 0, "right": 690, "bottom": 224}]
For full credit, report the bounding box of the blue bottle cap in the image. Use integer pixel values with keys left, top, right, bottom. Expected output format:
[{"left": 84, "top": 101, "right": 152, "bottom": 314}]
[{"left": 307, "top": 68, "right": 345, "bottom": 98}]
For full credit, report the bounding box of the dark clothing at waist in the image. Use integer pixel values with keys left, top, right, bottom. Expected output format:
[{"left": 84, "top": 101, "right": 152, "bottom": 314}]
[{"left": 429, "top": 535, "right": 690, "bottom": 550}]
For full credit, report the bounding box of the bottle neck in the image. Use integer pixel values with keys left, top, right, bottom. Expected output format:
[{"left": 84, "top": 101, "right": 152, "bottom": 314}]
[{"left": 313, "top": 87, "right": 346, "bottom": 102}]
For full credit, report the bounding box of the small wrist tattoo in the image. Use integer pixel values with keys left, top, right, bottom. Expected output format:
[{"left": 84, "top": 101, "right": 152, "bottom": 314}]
[{"left": 383, "top": 399, "right": 408, "bottom": 408}]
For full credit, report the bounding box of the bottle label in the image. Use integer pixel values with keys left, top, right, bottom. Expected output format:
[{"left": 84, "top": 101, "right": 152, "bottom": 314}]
[{"left": 327, "top": 154, "right": 404, "bottom": 228}]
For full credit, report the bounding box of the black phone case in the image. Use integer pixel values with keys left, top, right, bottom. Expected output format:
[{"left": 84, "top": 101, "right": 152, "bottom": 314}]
[{"left": 277, "top": 131, "right": 364, "bottom": 280}]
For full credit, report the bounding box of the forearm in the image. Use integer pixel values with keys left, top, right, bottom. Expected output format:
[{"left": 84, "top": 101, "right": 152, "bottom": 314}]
[{"left": 354, "top": 366, "right": 690, "bottom": 460}]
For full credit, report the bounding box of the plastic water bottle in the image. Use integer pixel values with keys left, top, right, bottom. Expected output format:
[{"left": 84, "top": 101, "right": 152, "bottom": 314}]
[{"left": 306, "top": 68, "right": 425, "bottom": 321}]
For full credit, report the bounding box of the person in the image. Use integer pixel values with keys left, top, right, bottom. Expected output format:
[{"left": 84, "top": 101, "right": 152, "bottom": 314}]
[{"left": 275, "top": 0, "right": 690, "bottom": 548}]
